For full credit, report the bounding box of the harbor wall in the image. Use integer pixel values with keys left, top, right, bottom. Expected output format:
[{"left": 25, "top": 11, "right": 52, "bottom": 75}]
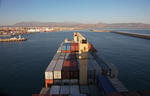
[{"left": 111, "top": 31, "right": 150, "bottom": 40}]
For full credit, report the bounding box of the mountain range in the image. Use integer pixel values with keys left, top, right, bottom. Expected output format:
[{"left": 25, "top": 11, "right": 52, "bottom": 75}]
[{"left": 3, "top": 21, "right": 150, "bottom": 29}]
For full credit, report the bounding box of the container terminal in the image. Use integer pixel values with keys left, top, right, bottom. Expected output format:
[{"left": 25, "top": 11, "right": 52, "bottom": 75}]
[{"left": 32, "top": 33, "right": 150, "bottom": 96}]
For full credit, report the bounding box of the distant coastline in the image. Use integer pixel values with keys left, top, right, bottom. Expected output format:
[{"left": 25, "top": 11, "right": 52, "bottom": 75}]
[{"left": 1, "top": 22, "right": 150, "bottom": 29}]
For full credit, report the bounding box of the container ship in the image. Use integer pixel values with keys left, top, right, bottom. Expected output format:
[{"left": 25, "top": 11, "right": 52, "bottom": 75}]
[{"left": 33, "top": 33, "right": 150, "bottom": 96}]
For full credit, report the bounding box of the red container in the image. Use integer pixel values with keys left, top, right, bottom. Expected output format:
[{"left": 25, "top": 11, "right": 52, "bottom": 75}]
[
  {"left": 62, "top": 69, "right": 70, "bottom": 79},
  {"left": 75, "top": 43, "right": 79, "bottom": 51},
  {"left": 62, "top": 60, "right": 71, "bottom": 79},
  {"left": 70, "top": 67, "right": 79, "bottom": 79},
  {"left": 71, "top": 43, "right": 79, "bottom": 52},
  {"left": 63, "top": 60, "right": 71, "bottom": 67},
  {"left": 62, "top": 59, "right": 79, "bottom": 79},
  {"left": 71, "top": 60, "right": 78, "bottom": 67},
  {"left": 70, "top": 43, "right": 76, "bottom": 52}
]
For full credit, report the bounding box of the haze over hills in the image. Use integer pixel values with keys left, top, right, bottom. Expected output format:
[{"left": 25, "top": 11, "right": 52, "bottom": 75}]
[{"left": 2, "top": 21, "right": 150, "bottom": 29}]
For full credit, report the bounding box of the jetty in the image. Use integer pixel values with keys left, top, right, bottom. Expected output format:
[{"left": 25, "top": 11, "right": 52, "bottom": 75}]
[{"left": 111, "top": 31, "right": 150, "bottom": 40}]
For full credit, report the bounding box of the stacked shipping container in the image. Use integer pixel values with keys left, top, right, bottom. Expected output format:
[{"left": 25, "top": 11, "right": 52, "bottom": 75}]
[
  {"left": 41, "top": 33, "right": 129, "bottom": 96},
  {"left": 62, "top": 53, "right": 79, "bottom": 80},
  {"left": 47, "top": 85, "right": 87, "bottom": 96},
  {"left": 45, "top": 60, "right": 58, "bottom": 88},
  {"left": 61, "top": 42, "right": 79, "bottom": 53},
  {"left": 45, "top": 42, "right": 80, "bottom": 87}
]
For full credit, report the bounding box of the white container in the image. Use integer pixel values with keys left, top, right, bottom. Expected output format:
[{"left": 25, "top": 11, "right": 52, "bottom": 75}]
[
  {"left": 45, "top": 60, "right": 57, "bottom": 79},
  {"left": 50, "top": 85, "right": 60, "bottom": 94},
  {"left": 57, "top": 46, "right": 62, "bottom": 53},
  {"left": 45, "top": 71, "right": 53, "bottom": 80},
  {"left": 54, "top": 59, "right": 64, "bottom": 79},
  {"left": 54, "top": 70, "right": 61, "bottom": 79},
  {"left": 60, "top": 85, "right": 70, "bottom": 94}
]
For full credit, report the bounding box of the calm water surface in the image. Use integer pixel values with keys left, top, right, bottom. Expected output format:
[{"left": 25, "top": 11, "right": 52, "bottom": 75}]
[{"left": 0, "top": 30, "right": 150, "bottom": 96}]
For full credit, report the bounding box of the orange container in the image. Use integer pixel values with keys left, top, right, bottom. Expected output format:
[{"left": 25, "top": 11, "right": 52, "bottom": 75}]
[
  {"left": 61, "top": 50, "right": 72, "bottom": 53},
  {"left": 45, "top": 79, "right": 53, "bottom": 88}
]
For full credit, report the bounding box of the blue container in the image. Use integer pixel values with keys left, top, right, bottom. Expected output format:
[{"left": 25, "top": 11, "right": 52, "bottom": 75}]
[
  {"left": 66, "top": 45, "right": 70, "bottom": 50},
  {"left": 98, "top": 75, "right": 116, "bottom": 94},
  {"left": 61, "top": 44, "right": 66, "bottom": 50},
  {"left": 66, "top": 43, "right": 71, "bottom": 46}
]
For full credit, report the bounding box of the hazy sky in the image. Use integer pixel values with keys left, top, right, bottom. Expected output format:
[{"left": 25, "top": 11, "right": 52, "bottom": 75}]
[{"left": 0, "top": 0, "right": 150, "bottom": 25}]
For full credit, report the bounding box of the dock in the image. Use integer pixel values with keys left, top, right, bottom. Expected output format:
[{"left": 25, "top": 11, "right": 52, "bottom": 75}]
[{"left": 32, "top": 32, "right": 150, "bottom": 96}]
